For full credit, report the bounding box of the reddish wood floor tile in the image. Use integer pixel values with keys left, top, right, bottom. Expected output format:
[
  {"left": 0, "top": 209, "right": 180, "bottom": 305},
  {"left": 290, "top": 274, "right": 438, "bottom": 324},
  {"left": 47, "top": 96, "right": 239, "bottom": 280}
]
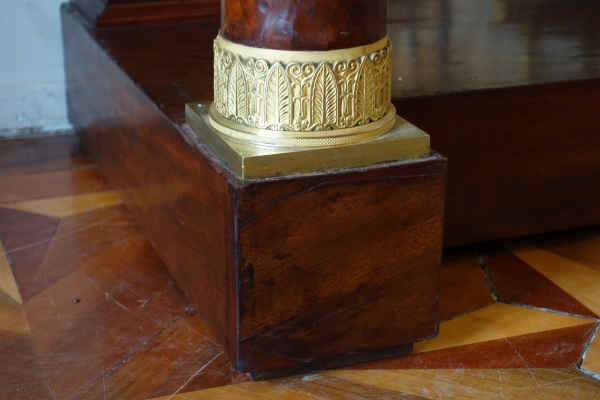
[
  {"left": 506, "top": 241, "right": 600, "bottom": 328},
  {"left": 0, "top": 168, "right": 111, "bottom": 203},
  {"left": 0, "top": 155, "right": 92, "bottom": 178},
  {"left": 0, "top": 134, "right": 82, "bottom": 175},
  {"left": 24, "top": 230, "right": 191, "bottom": 400},
  {"left": 83, "top": 311, "right": 250, "bottom": 399},
  {"left": 0, "top": 207, "right": 59, "bottom": 301},
  {"left": 343, "top": 323, "right": 596, "bottom": 370},
  {"left": 0, "top": 332, "right": 53, "bottom": 400},
  {"left": 0, "top": 300, "right": 53, "bottom": 400},
  {"left": 23, "top": 205, "right": 139, "bottom": 300},
  {"left": 439, "top": 246, "right": 493, "bottom": 321},
  {"left": 481, "top": 243, "right": 598, "bottom": 319}
]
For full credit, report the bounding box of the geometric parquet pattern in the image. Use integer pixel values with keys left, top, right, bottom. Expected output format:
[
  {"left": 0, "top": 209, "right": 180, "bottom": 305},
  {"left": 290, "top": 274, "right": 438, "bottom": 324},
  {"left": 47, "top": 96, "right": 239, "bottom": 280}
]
[{"left": 1, "top": 134, "right": 599, "bottom": 399}]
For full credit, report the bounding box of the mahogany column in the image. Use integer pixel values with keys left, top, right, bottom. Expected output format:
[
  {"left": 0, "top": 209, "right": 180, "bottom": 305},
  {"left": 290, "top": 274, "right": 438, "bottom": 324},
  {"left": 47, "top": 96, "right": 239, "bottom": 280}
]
[{"left": 221, "top": 0, "right": 386, "bottom": 50}]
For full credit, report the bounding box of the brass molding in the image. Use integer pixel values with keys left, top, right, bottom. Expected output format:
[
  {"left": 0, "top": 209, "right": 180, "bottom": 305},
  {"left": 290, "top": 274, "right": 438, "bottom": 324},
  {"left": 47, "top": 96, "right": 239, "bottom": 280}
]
[
  {"left": 211, "top": 34, "right": 393, "bottom": 147},
  {"left": 186, "top": 103, "right": 431, "bottom": 180},
  {"left": 208, "top": 103, "right": 397, "bottom": 147}
]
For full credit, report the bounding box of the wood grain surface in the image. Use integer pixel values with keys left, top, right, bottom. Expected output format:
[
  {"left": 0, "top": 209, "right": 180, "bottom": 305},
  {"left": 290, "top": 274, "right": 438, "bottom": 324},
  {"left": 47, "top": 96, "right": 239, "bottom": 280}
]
[
  {"left": 221, "top": 0, "right": 386, "bottom": 50},
  {"left": 348, "top": 324, "right": 597, "bottom": 370},
  {"left": 438, "top": 246, "right": 493, "bottom": 321},
  {"left": 61, "top": 0, "right": 600, "bottom": 245},
  {"left": 1, "top": 135, "right": 600, "bottom": 398},
  {"left": 482, "top": 243, "right": 599, "bottom": 319},
  {"left": 237, "top": 156, "right": 446, "bottom": 374},
  {"left": 70, "top": 0, "right": 220, "bottom": 27},
  {"left": 64, "top": 0, "right": 449, "bottom": 375},
  {"left": 64, "top": 4, "right": 240, "bottom": 367}
]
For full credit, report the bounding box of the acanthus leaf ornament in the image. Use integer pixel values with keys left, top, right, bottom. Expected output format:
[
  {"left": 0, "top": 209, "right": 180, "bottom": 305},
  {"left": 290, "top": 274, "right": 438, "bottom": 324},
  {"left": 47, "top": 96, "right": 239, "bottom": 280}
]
[{"left": 210, "top": 34, "right": 395, "bottom": 147}]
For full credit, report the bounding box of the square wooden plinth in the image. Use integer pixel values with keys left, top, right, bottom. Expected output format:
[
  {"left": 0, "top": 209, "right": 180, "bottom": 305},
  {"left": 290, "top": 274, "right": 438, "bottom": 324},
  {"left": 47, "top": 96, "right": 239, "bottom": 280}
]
[
  {"left": 232, "top": 154, "right": 446, "bottom": 378},
  {"left": 81, "top": 115, "right": 446, "bottom": 378},
  {"left": 78, "top": 115, "right": 446, "bottom": 378}
]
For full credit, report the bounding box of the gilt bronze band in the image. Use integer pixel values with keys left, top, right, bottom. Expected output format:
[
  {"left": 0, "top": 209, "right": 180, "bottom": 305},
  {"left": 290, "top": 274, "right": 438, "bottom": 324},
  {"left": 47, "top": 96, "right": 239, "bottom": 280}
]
[{"left": 210, "top": 34, "right": 394, "bottom": 147}]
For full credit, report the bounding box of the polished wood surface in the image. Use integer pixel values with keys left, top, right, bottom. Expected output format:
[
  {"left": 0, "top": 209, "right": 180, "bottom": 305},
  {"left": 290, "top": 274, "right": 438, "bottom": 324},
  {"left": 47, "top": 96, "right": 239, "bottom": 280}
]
[
  {"left": 0, "top": 168, "right": 110, "bottom": 203},
  {"left": 483, "top": 242, "right": 599, "bottom": 319},
  {"left": 2, "top": 134, "right": 600, "bottom": 398},
  {"left": 64, "top": 2, "right": 447, "bottom": 376},
  {"left": 394, "top": 79, "right": 600, "bottom": 245},
  {"left": 351, "top": 324, "right": 596, "bottom": 371},
  {"left": 64, "top": 4, "right": 239, "bottom": 364},
  {"left": 62, "top": 0, "right": 600, "bottom": 245},
  {"left": 507, "top": 241, "right": 600, "bottom": 318},
  {"left": 236, "top": 156, "right": 445, "bottom": 375},
  {"left": 70, "top": 0, "right": 386, "bottom": 48},
  {"left": 438, "top": 246, "right": 493, "bottom": 321},
  {"left": 1, "top": 191, "right": 122, "bottom": 218},
  {"left": 70, "top": 0, "right": 219, "bottom": 27},
  {"left": 389, "top": 0, "right": 600, "bottom": 97},
  {"left": 221, "top": 0, "right": 386, "bottom": 50},
  {"left": 389, "top": 0, "right": 600, "bottom": 245}
]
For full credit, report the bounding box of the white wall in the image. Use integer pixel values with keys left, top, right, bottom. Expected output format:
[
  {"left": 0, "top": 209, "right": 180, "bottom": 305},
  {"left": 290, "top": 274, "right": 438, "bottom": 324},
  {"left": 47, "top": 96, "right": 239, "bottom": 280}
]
[{"left": 0, "top": 0, "right": 71, "bottom": 137}]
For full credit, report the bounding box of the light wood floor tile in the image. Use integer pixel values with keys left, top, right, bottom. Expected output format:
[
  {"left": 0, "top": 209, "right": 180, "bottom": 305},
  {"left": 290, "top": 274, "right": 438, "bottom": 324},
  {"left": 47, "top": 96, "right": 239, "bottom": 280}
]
[
  {"left": 582, "top": 334, "right": 600, "bottom": 377},
  {"left": 157, "top": 369, "right": 600, "bottom": 400},
  {"left": 0, "top": 168, "right": 110, "bottom": 203},
  {"left": 528, "top": 227, "right": 600, "bottom": 272},
  {"left": 0, "top": 238, "right": 22, "bottom": 304},
  {"left": 1, "top": 191, "right": 122, "bottom": 218},
  {"left": 413, "top": 302, "right": 592, "bottom": 354},
  {"left": 0, "top": 298, "right": 30, "bottom": 336},
  {"left": 506, "top": 241, "right": 600, "bottom": 317},
  {"left": 326, "top": 369, "right": 600, "bottom": 400},
  {"left": 150, "top": 373, "right": 429, "bottom": 400}
]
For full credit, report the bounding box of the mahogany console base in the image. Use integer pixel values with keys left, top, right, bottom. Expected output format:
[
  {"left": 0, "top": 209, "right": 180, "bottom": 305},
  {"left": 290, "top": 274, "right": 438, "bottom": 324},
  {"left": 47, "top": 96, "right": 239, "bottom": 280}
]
[{"left": 63, "top": 3, "right": 446, "bottom": 377}]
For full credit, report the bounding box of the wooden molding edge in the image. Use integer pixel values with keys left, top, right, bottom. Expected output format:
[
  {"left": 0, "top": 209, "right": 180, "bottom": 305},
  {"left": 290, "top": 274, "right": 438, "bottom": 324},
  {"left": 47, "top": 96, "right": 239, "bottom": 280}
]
[{"left": 69, "top": 0, "right": 219, "bottom": 28}]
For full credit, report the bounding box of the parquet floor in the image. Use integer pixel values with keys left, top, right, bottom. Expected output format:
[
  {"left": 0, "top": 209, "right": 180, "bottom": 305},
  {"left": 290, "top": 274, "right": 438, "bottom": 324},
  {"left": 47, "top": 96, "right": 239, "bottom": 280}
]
[{"left": 1, "top": 134, "right": 600, "bottom": 399}]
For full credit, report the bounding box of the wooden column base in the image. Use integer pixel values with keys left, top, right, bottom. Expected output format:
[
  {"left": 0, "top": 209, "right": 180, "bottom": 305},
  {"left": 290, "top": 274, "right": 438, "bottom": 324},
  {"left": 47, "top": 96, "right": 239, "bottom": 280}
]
[
  {"left": 63, "top": 3, "right": 446, "bottom": 377},
  {"left": 182, "top": 107, "right": 445, "bottom": 377}
]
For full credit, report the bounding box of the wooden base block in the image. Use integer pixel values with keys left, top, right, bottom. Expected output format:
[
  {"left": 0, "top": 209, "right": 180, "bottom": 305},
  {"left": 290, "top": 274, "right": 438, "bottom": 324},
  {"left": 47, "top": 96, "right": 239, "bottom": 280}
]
[
  {"left": 250, "top": 343, "right": 413, "bottom": 381},
  {"left": 231, "top": 154, "right": 445, "bottom": 374},
  {"left": 63, "top": 4, "right": 446, "bottom": 376}
]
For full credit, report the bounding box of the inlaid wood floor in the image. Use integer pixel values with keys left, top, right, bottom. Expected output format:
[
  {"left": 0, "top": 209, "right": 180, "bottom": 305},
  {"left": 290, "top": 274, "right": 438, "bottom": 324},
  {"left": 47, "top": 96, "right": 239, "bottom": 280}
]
[{"left": 1, "top": 134, "right": 600, "bottom": 399}]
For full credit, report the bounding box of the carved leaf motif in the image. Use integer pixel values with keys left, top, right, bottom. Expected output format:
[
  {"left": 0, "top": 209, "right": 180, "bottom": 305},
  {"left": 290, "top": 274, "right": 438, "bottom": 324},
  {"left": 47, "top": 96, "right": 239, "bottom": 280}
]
[
  {"left": 383, "top": 54, "right": 392, "bottom": 111},
  {"left": 227, "top": 58, "right": 247, "bottom": 118},
  {"left": 356, "top": 58, "right": 375, "bottom": 122},
  {"left": 311, "top": 64, "right": 338, "bottom": 126},
  {"left": 265, "top": 63, "right": 291, "bottom": 126},
  {"left": 214, "top": 51, "right": 226, "bottom": 113},
  {"left": 213, "top": 40, "right": 392, "bottom": 133}
]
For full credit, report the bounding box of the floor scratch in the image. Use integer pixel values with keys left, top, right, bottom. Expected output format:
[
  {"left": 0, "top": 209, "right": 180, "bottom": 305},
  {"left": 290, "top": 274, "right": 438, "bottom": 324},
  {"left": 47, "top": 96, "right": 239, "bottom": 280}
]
[
  {"left": 105, "top": 292, "right": 137, "bottom": 315},
  {"left": 506, "top": 338, "right": 548, "bottom": 398},
  {"left": 44, "top": 380, "right": 58, "bottom": 400},
  {"left": 166, "top": 352, "right": 223, "bottom": 399},
  {"left": 42, "top": 258, "right": 55, "bottom": 308}
]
